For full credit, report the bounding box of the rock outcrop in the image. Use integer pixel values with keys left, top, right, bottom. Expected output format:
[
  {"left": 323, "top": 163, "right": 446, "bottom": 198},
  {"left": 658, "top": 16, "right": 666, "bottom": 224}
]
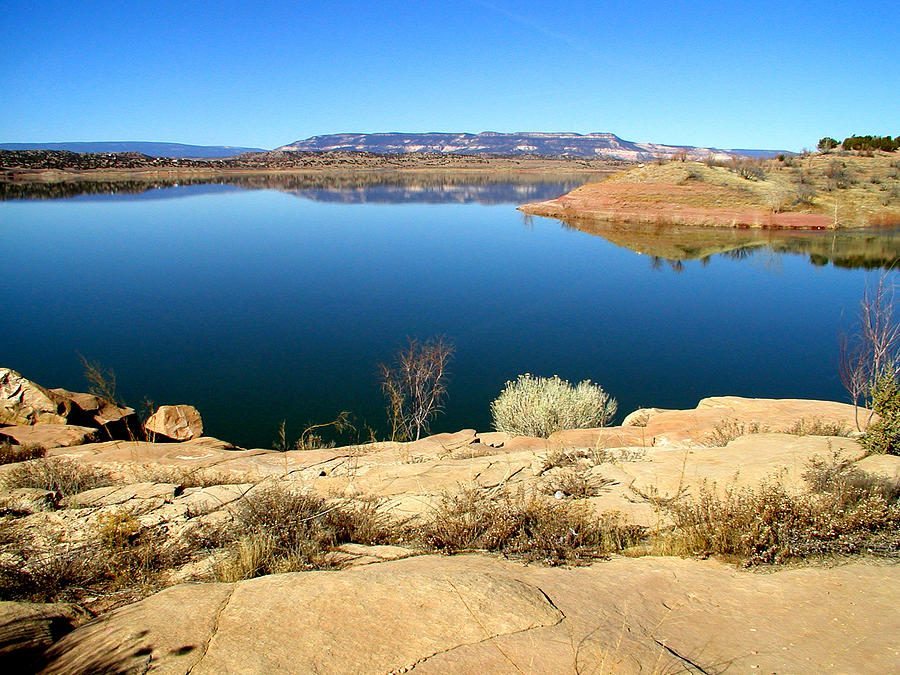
[
  {"left": 0, "top": 369, "right": 65, "bottom": 426},
  {"left": 37, "top": 396, "right": 869, "bottom": 525},
  {"left": 2, "top": 371, "right": 896, "bottom": 674},
  {"left": 144, "top": 405, "right": 203, "bottom": 441},
  {"left": 47, "top": 388, "right": 134, "bottom": 429},
  {"left": 0, "top": 424, "right": 96, "bottom": 449},
  {"left": 0, "top": 368, "right": 137, "bottom": 448}
]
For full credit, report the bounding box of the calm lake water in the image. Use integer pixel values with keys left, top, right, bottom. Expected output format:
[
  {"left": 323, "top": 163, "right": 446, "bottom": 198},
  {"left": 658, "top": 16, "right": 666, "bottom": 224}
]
[{"left": 3, "top": 175, "right": 898, "bottom": 448}]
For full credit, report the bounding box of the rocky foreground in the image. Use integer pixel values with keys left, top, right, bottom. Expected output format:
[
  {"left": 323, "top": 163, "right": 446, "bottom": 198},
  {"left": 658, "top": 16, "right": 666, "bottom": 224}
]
[{"left": 2, "top": 368, "right": 899, "bottom": 673}]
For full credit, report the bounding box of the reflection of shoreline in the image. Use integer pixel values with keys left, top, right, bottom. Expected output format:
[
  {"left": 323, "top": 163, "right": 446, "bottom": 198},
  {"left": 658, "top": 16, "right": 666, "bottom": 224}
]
[
  {"left": 0, "top": 172, "right": 595, "bottom": 204},
  {"left": 555, "top": 218, "right": 900, "bottom": 270}
]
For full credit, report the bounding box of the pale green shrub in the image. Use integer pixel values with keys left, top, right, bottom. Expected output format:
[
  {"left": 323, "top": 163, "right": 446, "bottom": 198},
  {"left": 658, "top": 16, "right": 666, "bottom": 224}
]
[{"left": 490, "top": 374, "right": 617, "bottom": 438}]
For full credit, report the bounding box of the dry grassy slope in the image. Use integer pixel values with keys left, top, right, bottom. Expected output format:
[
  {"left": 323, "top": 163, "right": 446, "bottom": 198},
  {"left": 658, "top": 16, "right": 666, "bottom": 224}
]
[{"left": 520, "top": 152, "right": 900, "bottom": 229}]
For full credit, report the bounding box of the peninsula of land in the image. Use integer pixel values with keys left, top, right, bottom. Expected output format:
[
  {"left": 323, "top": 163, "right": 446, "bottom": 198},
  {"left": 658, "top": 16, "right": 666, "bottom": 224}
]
[{"left": 520, "top": 151, "right": 900, "bottom": 229}]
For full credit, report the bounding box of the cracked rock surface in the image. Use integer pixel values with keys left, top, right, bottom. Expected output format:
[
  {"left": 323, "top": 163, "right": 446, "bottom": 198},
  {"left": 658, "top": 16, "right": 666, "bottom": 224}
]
[{"left": 42, "top": 554, "right": 900, "bottom": 674}]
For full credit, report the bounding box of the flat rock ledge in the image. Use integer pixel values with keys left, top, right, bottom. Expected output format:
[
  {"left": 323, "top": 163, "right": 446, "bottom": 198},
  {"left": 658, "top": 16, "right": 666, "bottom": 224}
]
[
  {"left": 42, "top": 555, "right": 900, "bottom": 674},
  {"left": 3, "top": 392, "right": 899, "bottom": 673},
  {"left": 29, "top": 396, "right": 873, "bottom": 524}
]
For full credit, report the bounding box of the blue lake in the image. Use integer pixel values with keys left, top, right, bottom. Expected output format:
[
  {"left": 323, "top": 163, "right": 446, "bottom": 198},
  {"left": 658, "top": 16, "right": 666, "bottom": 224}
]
[{"left": 2, "top": 175, "right": 897, "bottom": 448}]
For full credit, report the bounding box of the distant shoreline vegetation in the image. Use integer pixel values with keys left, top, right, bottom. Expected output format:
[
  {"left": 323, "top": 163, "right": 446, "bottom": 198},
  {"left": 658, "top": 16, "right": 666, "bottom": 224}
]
[{"left": 819, "top": 135, "right": 900, "bottom": 153}]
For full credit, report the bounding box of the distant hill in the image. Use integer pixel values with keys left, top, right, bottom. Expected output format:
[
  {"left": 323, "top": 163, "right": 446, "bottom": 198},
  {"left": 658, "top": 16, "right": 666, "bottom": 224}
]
[
  {"left": 277, "top": 132, "right": 791, "bottom": 162},
  {"left": 0, "top": 142, "right": 264, "bottom": 158}
]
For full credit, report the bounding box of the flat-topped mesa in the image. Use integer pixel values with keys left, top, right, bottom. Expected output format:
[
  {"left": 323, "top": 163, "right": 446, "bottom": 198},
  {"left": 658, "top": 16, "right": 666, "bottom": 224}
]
[{"left": 275, "top": 131, "right": 768, "bottom": 162}]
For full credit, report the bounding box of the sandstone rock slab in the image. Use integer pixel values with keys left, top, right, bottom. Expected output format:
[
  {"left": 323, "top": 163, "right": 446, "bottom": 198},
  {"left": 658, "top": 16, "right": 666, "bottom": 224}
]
[
  {"left": 43, "top": 555, "right": 900, "bottom": 674},
  {"left": 0, "top": 423, "right": 96, "bottom": 450},
  {"left": 66, "top": 482, "right": 181, "bottom": 508},
  {"left": 854, "top": 453, "right": 900, "bottom": 486}
]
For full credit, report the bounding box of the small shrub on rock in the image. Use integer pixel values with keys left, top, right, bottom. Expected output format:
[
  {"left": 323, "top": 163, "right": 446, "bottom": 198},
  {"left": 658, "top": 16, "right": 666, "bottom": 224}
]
[
  {"left": 539, "top": 468, "right": 613, "bottom": 499},
  {"left": 786, "top": 417, "right": 852, "bottom": 437},
  {"left": 861, "top": 374, "right": 900, "bottom": 455},
  {"left": 490, "top": 374, "right": 617, "bottom": 438},
  {"left": 699, "top": 419, "right": 766, "bottom": 447}
]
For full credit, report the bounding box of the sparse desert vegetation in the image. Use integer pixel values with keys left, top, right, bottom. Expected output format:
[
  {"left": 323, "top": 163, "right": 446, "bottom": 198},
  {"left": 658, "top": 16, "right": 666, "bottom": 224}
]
[
  {"left": 640, "top": 455, "right": 900, "bottom": 564},
  {"left": 521, "top": 148, "right": 900, "bottom": 228}
]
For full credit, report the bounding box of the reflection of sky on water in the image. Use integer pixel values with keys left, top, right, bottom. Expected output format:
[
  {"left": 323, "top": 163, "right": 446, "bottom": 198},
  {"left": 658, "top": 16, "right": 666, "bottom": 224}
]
[{"left": 1, "top": 181, "right": 893, "bottom": 448}]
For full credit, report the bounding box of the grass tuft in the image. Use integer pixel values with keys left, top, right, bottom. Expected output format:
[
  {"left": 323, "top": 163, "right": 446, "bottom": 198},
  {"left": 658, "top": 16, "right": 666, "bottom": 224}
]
[
  {"left": 126, "top": 464, "right": 256, "bottom": 488},
  {"left": 699, "top": 419, "right": 766, "bottom": 447},
  {"left": 1, "top": 458, "right": 115, "bottom": 498},
  {"left": 210, "top": 484, "right": 390, "bottom": 580},
  {"left": 785, "top": 417, "right": 853, "bottom": 437}
]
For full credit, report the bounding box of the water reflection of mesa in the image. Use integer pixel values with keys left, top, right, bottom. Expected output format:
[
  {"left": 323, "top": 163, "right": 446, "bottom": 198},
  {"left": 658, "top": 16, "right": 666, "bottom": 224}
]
[
  {"left": 557, "top": 219, "right": 900, "bottom": 270},
  {"left": 0, "top": 172, "right": 594, "bottom": 205}
]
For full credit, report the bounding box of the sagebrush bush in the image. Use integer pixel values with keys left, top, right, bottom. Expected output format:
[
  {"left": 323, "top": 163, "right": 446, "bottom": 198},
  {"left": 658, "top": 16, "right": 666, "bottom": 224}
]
[{"left": 490, "top": 374, "right": 617, "bottom": 438}]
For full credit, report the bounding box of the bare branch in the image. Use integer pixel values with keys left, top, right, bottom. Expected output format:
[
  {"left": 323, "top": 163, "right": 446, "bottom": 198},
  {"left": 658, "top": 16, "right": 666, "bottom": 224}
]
[
  {"left": 839, "top": 272, "right": 900, "bottom": 430},
  {"left": 379, "top": 336, "right": 455, "bottom": 441}
]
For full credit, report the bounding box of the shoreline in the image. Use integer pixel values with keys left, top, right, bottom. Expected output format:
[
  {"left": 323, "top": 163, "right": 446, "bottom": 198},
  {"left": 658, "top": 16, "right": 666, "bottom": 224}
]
[
  {"left": 519, "top": 154, "right": 900, "bottom": 230},
  {"left": 0, "top": 152, "right": 627, "bottom": 185}
]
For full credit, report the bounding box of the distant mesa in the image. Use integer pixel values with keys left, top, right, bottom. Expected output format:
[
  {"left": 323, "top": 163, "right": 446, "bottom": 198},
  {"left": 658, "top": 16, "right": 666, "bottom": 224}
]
[
  {"left": 0, "top": 141, "right": 265, "bottom": 158},
  {"left": 276, "top": 132, "right": 791, "bottom": 162},
  {"left": 0, "top": 134, "right": 793, "bottom": 162}
]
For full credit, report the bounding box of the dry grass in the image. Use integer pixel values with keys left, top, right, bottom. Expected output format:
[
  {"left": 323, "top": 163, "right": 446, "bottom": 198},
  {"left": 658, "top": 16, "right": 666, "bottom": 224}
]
[
  {"left": 639, "top": 456, "right": 900, "bottom": 564},
  {"left": 209, "top": 484, "right": 391, "bottom": 581},
  {"left": 540, "top": 445, "right": 643, "bottom": 472},
  {"left": 0, "top": 441, "right": 45, "bottom": 465},
  {"left": 700, "top": 416, "right": 854, "bottom": 447},
  {"left": 1, "top": 458, "right": 115, "bottom": 498},
  {"left": 698, "top": 419, "right": 766, "bottom": 447},
  {"left": 126, "top": 464, "right": 256, "bottom": 488},
  {"left": 539, "top": 468, "right": 614, "bottom": 499},
  {"left": 785, "top": 417, "right": 853, "bottom": 437},
  {"left": 414, "top": 488, "right": 643, "bottom": 564},
  {"left": 540, "top": 447, "right": 595, "bottom": 473},
  {"left": 0, "top": 509, "right": 186, "bottom": 606}
]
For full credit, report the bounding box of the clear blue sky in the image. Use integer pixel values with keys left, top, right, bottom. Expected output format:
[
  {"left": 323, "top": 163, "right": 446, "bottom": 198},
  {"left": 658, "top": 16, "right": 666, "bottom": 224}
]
[{"left": 2, "top": 1, "right": 897, "bottom": 151}]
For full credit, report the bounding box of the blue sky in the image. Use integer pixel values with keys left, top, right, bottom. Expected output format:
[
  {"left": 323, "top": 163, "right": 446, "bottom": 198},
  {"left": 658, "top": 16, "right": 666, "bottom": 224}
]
[{"left": 2, "top": 1, "right": 897, "bottom": 151}]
